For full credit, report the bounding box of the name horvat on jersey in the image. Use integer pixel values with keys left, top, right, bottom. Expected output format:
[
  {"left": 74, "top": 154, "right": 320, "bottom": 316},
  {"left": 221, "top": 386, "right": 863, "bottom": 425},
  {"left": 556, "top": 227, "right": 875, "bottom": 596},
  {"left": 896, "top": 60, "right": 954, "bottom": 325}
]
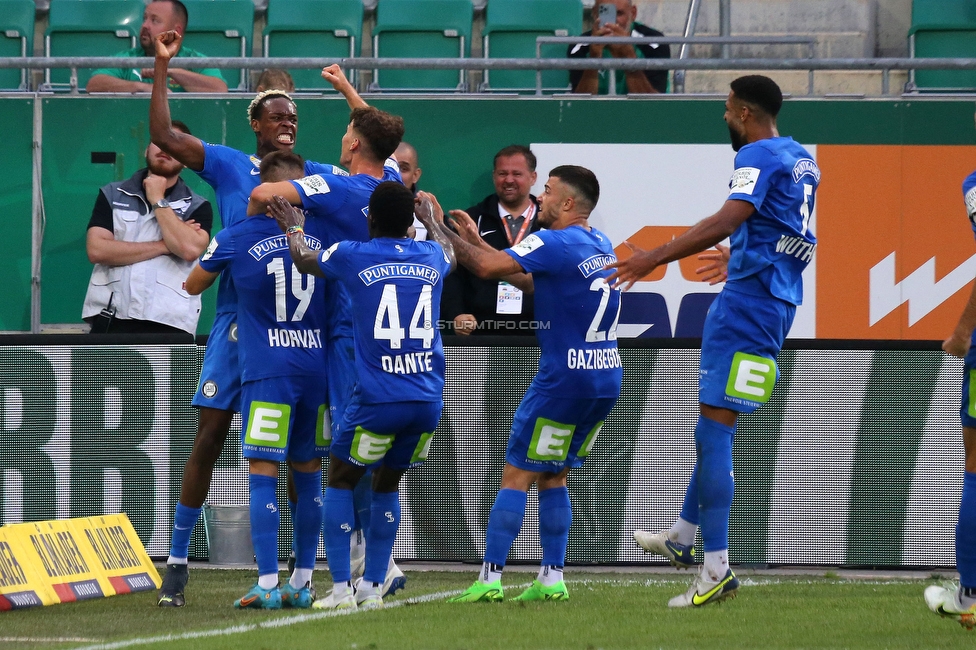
[
  {"left": 268, "top": 328, "right": 324, "bottom": 348},
  {"left": 578, "top": 254, "right": 618, "bottom": 279},
  {"left": 775, "top": 234, "right": 816, "bottom": 262},
  {"left": 568, "top": 348, "right": 622, "bottom": 370},
  {"left": 382, "top": 351, "right": 434, "bottom": 375},
  {"left": 248, "top": 233, "right": 322, "bottom": 261},
  {"left": 358, "top": 263, "right": 440, "bottom": 286}
]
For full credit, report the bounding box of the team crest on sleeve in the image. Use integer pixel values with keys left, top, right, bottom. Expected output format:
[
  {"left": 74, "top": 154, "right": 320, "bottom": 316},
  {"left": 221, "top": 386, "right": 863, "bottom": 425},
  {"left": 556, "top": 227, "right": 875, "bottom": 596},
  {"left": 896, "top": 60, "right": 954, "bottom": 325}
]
[
  {"left": 729, "top": 167, "right": 761, "bottom": 195},
  {"left": 510, "top": 233, "right": 545, "bottom": 257},
  {"left": 966, "top": 185, "right": 976, "bottom": 222},
  {"left": 295, "top": 175, "right": 331, "bottom": 196},
  {"left": 202, "top": 237, "right": 218, "bottom": 261}
]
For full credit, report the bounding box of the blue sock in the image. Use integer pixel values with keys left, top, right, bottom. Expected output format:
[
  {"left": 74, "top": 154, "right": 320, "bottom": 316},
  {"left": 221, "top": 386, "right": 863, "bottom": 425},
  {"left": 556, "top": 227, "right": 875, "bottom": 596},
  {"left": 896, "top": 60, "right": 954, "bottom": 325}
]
[
  {"left": 365, "top": 491, "right": 400, "bottom": 585},
  {"left": 484, "top": 488, "right": 527, "bottom": 567},
  {"left": 323, "top": 487, "right": 355, "bottom": 583},
  {"left": 538, "top": 487, "right": 572, "bottom": 568},
  {"left": 248, "top": 473, "right": 280, "bottom": 580},
  {"left": 353, "top": 472, "right": 372, "bottom": 534},
  {"left": 678, "top": 464, "right": 700, "bottom": 526},
  {"left": 958, "top": 471, "right": 976, "bottom": 589},
  {"left": 291, "top": 469, "right": 323, "bottom": 572},
  {"left": 169, "top": 503, "right": 201, "bottom": 560},
  {"left": 694, "top": 415, "right": 735, "bottom": 553}
]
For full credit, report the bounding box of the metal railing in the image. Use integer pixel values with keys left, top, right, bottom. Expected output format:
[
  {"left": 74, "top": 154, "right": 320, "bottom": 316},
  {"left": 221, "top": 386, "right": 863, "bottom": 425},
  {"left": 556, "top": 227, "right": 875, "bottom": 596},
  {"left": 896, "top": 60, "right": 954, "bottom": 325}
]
[
  {"left": 3, "top": 55, "right": 976, "bottom": 97},
  {"left": 535, "top": 36, "right": 817, "bottom": 95}
]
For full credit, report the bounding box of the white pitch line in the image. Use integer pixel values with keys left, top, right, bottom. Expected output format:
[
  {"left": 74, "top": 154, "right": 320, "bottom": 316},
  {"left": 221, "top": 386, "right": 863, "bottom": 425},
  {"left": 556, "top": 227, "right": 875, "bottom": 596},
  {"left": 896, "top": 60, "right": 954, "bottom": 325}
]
[{"left": 0, "top": 638, "right": 101, "bottom": 644}]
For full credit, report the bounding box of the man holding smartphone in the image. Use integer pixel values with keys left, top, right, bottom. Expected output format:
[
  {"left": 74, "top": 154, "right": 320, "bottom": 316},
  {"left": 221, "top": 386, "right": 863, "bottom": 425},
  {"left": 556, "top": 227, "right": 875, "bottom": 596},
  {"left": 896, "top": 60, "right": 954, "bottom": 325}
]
[{"left": 567, "top": 0, "right": 670, "bottom": 95}]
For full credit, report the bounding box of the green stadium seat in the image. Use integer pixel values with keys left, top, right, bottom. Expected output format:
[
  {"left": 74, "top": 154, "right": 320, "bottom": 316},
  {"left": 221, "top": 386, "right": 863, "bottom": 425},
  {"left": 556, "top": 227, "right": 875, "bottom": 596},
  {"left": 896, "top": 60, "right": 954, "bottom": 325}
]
[
  {"left": 0, "top": 0, "right": 35, "bottom": 90},
  {"left": 482, "top": 0, "right": 582, "bottom": 93},
  {"left": 44, "top": 0, "right": 142, "bottom": 90},
  {"left": 181, "top": 0, "right": 254, "bottom": 90},
  {"left": 263, "top": 0, "right": 363, "bottom": 92},
  {"left": 908, "top": 0, "right": 976, "bottom": 92},
  {"left": 372, "top": 0, "right": 472, "bottom": 92}
]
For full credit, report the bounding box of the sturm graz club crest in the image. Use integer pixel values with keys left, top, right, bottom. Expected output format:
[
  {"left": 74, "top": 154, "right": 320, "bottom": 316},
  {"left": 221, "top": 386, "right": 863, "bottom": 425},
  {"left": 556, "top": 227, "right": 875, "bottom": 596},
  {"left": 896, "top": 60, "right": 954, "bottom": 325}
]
[{"left": 202, "top": 381, "right": 218, "bottom": 398}]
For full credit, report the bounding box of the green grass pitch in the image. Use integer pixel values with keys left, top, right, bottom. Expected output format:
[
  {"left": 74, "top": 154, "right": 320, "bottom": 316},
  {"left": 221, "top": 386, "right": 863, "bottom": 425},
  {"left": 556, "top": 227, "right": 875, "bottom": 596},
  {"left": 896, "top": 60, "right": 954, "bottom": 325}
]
[{"left": 2, "top": 567, "right": 975, "bottom": 649}]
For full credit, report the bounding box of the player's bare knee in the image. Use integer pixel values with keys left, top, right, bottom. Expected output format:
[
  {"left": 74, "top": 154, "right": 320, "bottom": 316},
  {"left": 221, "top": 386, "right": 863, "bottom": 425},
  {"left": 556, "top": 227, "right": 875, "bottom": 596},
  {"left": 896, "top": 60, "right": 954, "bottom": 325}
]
[
  {"left": 326, "top": 456, "right": 366, "bottom": 491},
  {"left": 371, "top": 467, "right": 406, "bottom": 493}
]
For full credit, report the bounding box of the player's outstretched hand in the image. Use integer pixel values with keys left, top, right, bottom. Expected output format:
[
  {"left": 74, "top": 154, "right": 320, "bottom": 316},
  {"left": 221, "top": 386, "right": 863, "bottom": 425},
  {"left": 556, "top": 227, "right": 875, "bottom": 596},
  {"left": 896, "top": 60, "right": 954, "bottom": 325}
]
[
  {"left": 321, "top": 64, "right": 350, "bottom": 90},
  {"left": 415, "top": 191, "right": 445, "bottom": 228},
  {"left": 696, "top": 243, "right": 730, "bottom": 285},
  {"left": 448, "top": 210, "right": 483, "bottom": 246},
  {"left": 605, "top": 241, "right": 657, "bottom": 291},
  {"left": 943, "top": 332, "right": 971, "bottom": 359},
  {"left": 268, "top": 195, "right": 304, "bottom": 232},
  {"left": 155, "top": 30, "right": 181, "bottom": 61}
]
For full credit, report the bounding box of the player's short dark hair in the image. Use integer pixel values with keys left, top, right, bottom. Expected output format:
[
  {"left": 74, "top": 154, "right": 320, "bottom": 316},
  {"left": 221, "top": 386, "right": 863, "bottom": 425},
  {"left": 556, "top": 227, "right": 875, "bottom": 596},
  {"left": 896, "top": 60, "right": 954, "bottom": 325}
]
[
  {"left": 350, "top": 107, "right": 405, "bottom": 162},
  {"left": 259, "top": 150, "right": 304, "bottom": 182},
  {"left": 368, "top": 181, "right": 414, "bottom": 237},
  {"left": 549, "top": 165, "right": 600, "bottom": 211},
  {"left": 248, "top": 90, "right": 294, "bottom": 122},
  {"left": 171, "top": 119, "right": 191, "bottom": 136},
  {"left": 730, "top": 75, "right": 783, "bottom": 118},
  {"left": 153, "top": 0, "right": 188, "bottom": 29},
  {"left": 494, "top": 145, "right": 536, "bottom": 172}
]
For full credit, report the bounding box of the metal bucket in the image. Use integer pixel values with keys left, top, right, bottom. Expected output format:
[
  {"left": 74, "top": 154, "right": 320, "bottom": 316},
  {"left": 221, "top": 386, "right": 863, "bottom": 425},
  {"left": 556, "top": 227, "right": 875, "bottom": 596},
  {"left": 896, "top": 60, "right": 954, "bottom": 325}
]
[{"left": 202, "top": 504, "right": 254, "bottom": 566}]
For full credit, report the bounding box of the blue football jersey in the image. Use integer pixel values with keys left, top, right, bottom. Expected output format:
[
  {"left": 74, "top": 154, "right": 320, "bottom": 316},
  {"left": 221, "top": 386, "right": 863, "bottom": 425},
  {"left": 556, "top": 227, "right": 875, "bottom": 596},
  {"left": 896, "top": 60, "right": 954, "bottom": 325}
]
[
  {"left": 963, "top": 170, "right": 976, "bottom": 364},
  {"left": 725, "top": 136, "right": 819, "bottom": 306},
  {"left": 197, "top": 142, "right": 345, "bottom": 314},
  {"left": 316, "top": 237, "right": 451, "bottom": 404},
  {"left": 504, "top": 226, "right": 623, "bottom": 399},
  {"left": 198, "top": 215, "right": 329, "bottom": 383},
  {"left": 291, "top": 158, "right": 404, "bottom": 340}
]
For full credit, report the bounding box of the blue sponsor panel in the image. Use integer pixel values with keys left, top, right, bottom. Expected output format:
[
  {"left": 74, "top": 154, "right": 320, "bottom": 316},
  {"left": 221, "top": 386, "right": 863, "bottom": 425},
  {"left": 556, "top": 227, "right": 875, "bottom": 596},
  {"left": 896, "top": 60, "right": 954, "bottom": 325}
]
[
  {"left": 618, "top": 292, "right": 717, "bottom": 338},
  {"left": 0, "top": 590, "right": 44, "bottom": 610}
]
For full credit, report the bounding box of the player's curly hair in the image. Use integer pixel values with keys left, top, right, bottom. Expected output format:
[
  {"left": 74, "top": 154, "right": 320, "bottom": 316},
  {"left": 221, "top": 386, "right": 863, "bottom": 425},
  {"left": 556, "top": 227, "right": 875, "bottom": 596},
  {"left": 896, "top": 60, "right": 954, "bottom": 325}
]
[
  {"left": 730, "top": 75, "right": 783, "bottom": 118},
  {"left": 248, "top": 89, "right": 294, "bottom": 123},
  {"left": 349, "top": 107, "right": 404, "bottom": 162},
  {"left": 368, "top": 181, "right": 414, "bottom": 237}
]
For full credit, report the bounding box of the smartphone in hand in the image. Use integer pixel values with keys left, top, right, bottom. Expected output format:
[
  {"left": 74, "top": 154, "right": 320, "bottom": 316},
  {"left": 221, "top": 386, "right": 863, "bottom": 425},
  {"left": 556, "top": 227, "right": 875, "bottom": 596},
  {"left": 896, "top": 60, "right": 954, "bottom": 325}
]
[{"left": 597, "top": 3, "right": 616, "bottom": 28}]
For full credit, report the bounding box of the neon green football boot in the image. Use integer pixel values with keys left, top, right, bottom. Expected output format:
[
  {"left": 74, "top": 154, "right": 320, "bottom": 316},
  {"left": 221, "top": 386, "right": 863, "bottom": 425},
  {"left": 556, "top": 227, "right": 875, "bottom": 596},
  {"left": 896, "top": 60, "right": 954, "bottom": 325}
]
[
  {"left": 448, "top": 580, "right": 504, "bottom": 603},
  {"left": 512, "top": 580, "right": 570, "bottom": 602}
]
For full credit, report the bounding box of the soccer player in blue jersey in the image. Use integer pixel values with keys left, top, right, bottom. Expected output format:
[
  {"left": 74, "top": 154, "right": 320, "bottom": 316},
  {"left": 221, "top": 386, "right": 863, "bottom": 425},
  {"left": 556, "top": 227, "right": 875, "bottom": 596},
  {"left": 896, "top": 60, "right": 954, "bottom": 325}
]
[
  {"left": 149, "top": 30, "right": 367, "bottom": 607},
  {"left": 925, "top": 134, "right": 976, "bottom": 628},
  {"left": 183, "top": 151, "right": 329, "bottom": 609},
  {"left": 609, "top": 75, "right": 818, "bottom": 607},
  {"left": 266, "top": 182, "right": 454, "bottom": 610},
  {"left": 249, "top": 107, "right": 408, "bottom": 600},
  {"left": 424, "top": 165, "right": 623, "bottom": 602}
]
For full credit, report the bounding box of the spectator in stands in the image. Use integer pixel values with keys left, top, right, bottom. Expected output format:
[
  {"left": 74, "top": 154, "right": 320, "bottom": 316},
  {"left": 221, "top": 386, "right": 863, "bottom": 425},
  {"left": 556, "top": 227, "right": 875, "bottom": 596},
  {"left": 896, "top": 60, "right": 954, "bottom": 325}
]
[
  {"left": 440, "top": 145, "right": 540, "bottom": 336},
  {"left": 255, "top": 68, "right": 295, "bottom": 93},
  {"left": 397, "top": 141, "right": 427, "bottom": 240},
  {"left": 568, "top": 0, "right": 670, "bottom": 95},
  {"left": 87, "top": 0, "right": 228, "bottom": 93},
  {"left": 83, "top": 120, "right": 212, "bottom": 337}
]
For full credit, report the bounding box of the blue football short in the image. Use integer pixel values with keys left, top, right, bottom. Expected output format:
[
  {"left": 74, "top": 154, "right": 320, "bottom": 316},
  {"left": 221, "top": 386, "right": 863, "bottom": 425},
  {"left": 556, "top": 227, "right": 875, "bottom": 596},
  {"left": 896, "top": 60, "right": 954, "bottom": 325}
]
[
  {"left": 505, "top": 385, "right": 618, "bottom": 473},
  {"left": 240, "top": 375, "right": 330, "bottom": 463},
  {"left": 330, "top": 395, "right": 442, "bottom": 470},
  {"left": 699, "top": 288, "right": 795, "bottom": 414},
  {"left": 327, "top": 336, "right": 357, "bottom": 437},
  {"left": 192, "top": 312, "right": 241, "bottom": 412},
  {"left": 960, "top": 364, "right": 976, "bottom": 429}
]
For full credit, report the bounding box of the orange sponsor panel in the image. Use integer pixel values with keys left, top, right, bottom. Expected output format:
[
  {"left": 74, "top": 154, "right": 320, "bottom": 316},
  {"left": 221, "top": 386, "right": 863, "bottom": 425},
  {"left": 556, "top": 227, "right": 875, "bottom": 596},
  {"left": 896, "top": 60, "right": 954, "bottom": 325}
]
[
  {"left": 615, "top": 226, "right": 721, "bottom": 282},
  {"left": 817, "top": 145, "right": 976, "bottom": 340}
]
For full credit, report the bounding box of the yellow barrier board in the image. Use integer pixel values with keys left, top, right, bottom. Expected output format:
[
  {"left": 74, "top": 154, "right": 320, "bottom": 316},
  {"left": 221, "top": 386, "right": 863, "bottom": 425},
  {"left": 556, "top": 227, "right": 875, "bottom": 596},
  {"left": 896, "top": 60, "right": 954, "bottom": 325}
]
[
  {"left": 1, "top": 514, "right": 160, "bottom": 609},
  {"left": 0, "top": 527, "right": 58, "bottom": 610}
]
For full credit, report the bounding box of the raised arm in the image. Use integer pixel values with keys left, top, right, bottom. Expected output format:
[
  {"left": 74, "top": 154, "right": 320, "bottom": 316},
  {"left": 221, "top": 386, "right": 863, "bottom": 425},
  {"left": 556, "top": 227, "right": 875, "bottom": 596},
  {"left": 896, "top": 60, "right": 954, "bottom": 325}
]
[
  {"left": 267, "top": 196, "right": 324, "bottom": 277},
  {"left": 322, "top": 64, "right": 368, "bottom": 110},
  {"left": 248, "top": 181, "right": 302, "bottom": 216},
  {"left": 607, "top": 199, "right": 754, "bottom": 290},
  {"left": 150, "top": 31, "right": 206, "bottom": 171},
  {"left": 415, "top": 192, "right": 455, "bottom": 272}
]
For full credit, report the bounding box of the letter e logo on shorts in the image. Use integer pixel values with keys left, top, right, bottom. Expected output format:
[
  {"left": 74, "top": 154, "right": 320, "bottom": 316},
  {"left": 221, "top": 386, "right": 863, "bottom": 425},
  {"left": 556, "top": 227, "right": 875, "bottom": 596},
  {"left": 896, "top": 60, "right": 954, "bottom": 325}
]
[
  {"left": 725, "top": 352, "right": 776, "bottom": 404},
  {"left": 577, "top": 421, "right": 605, "bottom": 458},
  {"left": 411, "top": 432, "right": 434, "bottom": 464},
  {"left": 527, "top": 418, "right": 575, "bottom": 462},
  {"left": 351, "top": 427, "right": 394, "bottom": 464},
  {"left": 245, "top": 401, "right": 291, "bottom": 449}
]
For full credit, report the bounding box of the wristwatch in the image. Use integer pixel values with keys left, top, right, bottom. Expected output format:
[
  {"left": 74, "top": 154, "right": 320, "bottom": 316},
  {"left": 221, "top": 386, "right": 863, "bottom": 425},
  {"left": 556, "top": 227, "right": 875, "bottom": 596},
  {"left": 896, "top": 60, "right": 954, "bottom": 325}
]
[{"left": 152, "top": 199, "right": 171, "bottom": 211}]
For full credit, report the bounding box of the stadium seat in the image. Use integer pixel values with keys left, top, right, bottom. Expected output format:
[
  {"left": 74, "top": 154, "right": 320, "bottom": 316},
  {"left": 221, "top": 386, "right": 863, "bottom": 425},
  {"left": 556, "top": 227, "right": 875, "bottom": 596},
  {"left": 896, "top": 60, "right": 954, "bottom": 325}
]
[
  {"left": 482, "top": 0, "right": 582, "bottom": 93},
  {"left": 908, "top": 0, "right": 976, "bottom": 92},
  {"left": 44, "top": 0, "right": 142, "bottom": 90},
  {"left": 0, "top": 0, "right": 35, "bottom": 90},
  {"left": 371, "top": 0, "right": 472, "bottom": 92},
  {"left": 181, "top": 0, "right": 254, "bottom": 90},
  {"left": 263, "top": 0, "right": 363, "bottom": 92}
]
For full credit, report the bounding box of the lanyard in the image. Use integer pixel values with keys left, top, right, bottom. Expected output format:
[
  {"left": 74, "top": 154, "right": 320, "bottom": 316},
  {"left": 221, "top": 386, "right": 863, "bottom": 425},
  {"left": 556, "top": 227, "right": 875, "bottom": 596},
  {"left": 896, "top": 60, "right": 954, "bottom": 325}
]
[{"left": 501, "top": 203, "right": 536, "bottom": 246}]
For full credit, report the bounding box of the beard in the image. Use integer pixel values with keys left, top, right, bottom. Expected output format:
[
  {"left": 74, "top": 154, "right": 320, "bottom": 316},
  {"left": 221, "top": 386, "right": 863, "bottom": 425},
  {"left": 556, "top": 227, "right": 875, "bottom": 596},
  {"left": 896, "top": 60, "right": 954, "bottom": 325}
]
[{"left": 728, "top": 124, "right": 745, "bottom": 152}]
